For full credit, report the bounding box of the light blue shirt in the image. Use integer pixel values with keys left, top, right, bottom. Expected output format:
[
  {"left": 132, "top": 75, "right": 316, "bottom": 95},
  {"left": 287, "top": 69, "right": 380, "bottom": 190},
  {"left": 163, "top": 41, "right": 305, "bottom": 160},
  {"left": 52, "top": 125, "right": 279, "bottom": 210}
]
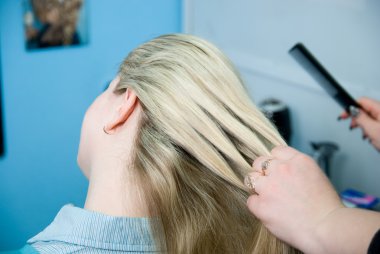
[{"left": 26, "top": 204, "right": 160, "bottom": 253}]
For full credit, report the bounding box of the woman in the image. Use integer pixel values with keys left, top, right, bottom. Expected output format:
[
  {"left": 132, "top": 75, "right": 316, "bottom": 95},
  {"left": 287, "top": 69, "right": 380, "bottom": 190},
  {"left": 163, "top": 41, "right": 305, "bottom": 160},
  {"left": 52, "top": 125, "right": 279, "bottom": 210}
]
[{"left": 25, "top": 34, "right": 299, "bottom": 253}]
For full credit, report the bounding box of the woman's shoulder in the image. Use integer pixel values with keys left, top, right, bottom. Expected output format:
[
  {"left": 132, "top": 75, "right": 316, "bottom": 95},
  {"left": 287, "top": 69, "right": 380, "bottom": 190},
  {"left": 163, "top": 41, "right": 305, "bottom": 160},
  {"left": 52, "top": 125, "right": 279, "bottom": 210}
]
[{"left": 0, "top": 245, "right": 39, "bottom": 254}]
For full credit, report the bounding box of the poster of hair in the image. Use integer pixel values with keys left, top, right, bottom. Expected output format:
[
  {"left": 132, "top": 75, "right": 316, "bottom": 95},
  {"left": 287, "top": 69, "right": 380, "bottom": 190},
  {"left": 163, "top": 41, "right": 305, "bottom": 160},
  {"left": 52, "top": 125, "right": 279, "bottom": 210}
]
[{"left": 23, "top": 0, "right": 88, "bottom": 50}]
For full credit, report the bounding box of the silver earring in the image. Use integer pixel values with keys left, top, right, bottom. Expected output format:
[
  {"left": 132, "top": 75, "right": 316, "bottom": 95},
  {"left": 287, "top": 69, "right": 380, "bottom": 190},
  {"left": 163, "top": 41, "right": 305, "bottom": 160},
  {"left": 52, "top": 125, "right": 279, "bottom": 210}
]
[{"left": 103, "top": 126, "right": 110, "bottom": 135}]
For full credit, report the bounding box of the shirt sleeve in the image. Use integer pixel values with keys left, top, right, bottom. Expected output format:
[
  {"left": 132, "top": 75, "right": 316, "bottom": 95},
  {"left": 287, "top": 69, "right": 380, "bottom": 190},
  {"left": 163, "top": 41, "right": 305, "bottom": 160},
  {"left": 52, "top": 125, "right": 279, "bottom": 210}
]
[{"left": 368, "top": 228, "right": 380, "bottom": 254}]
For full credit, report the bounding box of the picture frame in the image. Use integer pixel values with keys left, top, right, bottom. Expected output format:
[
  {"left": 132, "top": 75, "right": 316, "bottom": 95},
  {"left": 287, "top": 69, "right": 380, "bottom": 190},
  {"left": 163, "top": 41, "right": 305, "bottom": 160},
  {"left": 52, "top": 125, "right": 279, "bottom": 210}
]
[{"left": 23, "top": 0, "right": 88, "bottom": 50}]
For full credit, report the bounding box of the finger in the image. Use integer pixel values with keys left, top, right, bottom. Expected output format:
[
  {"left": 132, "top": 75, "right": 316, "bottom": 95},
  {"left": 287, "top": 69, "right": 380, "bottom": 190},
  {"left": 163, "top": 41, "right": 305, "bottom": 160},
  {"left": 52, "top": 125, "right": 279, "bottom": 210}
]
[
  {"left": 270, "top": 145, "right": 299, "bottom": 160},
  {"left": 357, "top": 97, "right": 380, "bottom": 120},
  {"left": 370, "top": 139, "right": 380, "bottom": 152},
  {"left": 338, "top": 111, "right": 350, "bottom": 121},
  {"left": 349, "top": 118, "right": 359, "bottom": 130},
  {"left": 252, "top": 173, "right": 268, "bottom": 194},
  {"left": 247, "top": 176, "right": 270, "bottom": 213},
  {"left": 245, "top": 171, "right": 264, "bottom": 194},
  {"left": 355, "top": 110, "right": 380, "bottom": 138},
  {"left": 252, "top": 156, "right": 276, "bottom": 175},
  {"left": 246, "top": 194, "right": 261, "bottom": 217},
  {"left": 359, "top": 127, "right": 368, "bottom": 140}
]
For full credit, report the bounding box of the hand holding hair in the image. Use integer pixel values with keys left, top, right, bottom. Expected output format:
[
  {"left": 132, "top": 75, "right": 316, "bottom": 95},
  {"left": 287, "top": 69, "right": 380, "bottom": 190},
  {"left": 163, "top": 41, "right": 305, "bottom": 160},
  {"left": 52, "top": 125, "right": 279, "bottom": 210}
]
[
  {"left": 246, "top": 146, "right": 380, "bottom": 254},
  {"left": 339, "top": 97, "right": 380, "bottom": 151}
]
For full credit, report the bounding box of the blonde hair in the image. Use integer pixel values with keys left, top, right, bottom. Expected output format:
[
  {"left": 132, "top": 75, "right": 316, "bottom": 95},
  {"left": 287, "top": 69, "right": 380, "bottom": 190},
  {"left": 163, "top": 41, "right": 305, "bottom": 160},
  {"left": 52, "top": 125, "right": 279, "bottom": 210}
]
[{"left": 117, "top": 34, "right": 299, "bottom": 254}]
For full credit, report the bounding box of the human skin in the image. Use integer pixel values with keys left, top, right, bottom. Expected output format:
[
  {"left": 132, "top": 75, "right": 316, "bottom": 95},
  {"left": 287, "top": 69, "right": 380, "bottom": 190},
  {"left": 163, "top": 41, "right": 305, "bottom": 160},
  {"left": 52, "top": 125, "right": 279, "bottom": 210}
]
[
  {"left": 77, "top": 76, "right": 149, "bottom": 217},
  {"left": 339, "top": 97, "right": 380, "bottom": 151},
  {"left": 246, "top": 146, "right": 380, "bottom": 254}
]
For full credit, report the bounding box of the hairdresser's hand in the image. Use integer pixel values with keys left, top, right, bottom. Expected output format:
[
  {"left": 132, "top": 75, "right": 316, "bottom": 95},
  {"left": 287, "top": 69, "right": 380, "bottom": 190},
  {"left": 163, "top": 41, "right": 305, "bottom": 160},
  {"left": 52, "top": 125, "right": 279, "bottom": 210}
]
[
  {"left": 246, "top": 146, "right": 344, "bottom": 254},
  {"left": 339, "top": 97, "right": 380, "bottom": 151}
]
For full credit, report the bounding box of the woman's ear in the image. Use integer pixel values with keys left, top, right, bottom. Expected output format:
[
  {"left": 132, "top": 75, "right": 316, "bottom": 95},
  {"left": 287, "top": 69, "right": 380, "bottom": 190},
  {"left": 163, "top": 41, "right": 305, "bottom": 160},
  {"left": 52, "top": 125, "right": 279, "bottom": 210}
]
[{"left": 104, "top": 88, "right": 138, "bottom": 134}]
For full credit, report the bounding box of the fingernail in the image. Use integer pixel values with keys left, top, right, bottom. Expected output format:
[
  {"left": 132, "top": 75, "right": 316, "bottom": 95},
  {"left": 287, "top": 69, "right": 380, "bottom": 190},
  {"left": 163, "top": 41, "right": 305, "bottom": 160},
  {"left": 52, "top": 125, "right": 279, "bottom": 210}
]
[{"left": 337, "top": 116, "right": 342, "bottom": 121}]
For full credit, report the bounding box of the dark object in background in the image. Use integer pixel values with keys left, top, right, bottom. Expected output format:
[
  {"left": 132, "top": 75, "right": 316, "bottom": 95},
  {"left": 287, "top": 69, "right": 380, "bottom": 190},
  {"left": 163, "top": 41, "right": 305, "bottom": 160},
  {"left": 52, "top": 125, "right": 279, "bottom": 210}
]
[
  {"left": 260, "top": 98, "right": 292, "bottom": 144},
  {"left": 23, "top": 0, "right": 87, "bottom": 50},
  {"left": 289, "top": 43, "right": 361, "bottom": 117},
  {"left": 311, "top": 141, "right": 339, "bottom": 178}
]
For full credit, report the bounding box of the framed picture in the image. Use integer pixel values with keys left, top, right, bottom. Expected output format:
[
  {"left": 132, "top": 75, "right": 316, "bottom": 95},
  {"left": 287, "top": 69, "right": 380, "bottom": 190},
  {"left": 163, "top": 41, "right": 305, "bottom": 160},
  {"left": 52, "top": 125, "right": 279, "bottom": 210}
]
[{"left": 23, "top": 0, "right": 88, "bottom": 50}]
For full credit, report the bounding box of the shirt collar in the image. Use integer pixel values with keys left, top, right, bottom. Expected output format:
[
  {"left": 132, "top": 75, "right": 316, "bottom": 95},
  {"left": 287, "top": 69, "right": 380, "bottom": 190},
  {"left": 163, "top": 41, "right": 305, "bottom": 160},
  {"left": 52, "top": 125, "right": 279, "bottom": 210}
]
[{"left": 27, "top": 204, "right": 158, "bottom": 252}]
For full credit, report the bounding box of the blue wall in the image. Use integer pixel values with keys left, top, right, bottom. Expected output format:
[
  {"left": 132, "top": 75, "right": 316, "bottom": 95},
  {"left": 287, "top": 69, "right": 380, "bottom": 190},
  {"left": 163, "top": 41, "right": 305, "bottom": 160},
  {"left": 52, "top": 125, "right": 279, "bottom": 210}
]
[{"left": 0, "top": 0, "right": 182, "bottom": 249}]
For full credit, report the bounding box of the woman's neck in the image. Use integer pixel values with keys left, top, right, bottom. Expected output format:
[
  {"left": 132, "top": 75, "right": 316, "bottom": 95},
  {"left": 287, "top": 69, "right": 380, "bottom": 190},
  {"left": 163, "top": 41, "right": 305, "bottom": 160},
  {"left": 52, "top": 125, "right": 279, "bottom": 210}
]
[{"left": 84, "top": 159, "right": 149, "bottom": 217}]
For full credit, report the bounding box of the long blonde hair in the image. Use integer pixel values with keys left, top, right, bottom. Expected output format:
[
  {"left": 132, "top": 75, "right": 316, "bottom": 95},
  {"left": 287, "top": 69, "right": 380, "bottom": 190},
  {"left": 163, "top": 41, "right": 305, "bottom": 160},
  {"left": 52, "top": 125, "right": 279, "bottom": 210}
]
[{"left": 117, "top": 34, "right": 299, "bottom": 254}]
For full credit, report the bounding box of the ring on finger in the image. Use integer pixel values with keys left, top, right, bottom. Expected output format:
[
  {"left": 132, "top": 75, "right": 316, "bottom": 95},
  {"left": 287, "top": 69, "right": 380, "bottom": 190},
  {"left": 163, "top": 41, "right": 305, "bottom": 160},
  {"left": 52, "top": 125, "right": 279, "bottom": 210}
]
[
  {"left": 244, "top": 175, "right": 257, "bottom": 193},
  {"left": 261, "top": 158, "right": 273, "bottom": 176}
]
